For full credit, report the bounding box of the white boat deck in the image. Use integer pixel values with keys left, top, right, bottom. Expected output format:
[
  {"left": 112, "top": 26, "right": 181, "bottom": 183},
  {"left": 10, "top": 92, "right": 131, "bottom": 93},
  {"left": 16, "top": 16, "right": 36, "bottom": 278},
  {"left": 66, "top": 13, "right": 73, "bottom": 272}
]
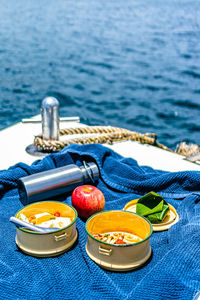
[{"left": 1, "top": 116, "right": 200, "bottom": 172}]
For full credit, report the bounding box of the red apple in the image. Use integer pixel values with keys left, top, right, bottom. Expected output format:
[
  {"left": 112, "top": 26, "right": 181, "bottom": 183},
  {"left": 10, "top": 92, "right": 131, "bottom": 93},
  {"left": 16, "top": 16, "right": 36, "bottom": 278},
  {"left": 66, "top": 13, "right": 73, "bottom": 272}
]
[{"left": 71, "top": 185, "right": 105, "bottom": 219}]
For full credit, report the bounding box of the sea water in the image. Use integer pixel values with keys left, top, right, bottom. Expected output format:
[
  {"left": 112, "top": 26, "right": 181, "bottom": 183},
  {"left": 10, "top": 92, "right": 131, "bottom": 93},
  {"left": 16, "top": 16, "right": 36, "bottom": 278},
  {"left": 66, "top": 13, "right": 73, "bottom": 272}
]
[{"left": 0, "top": 0, "right": 199, "bottom": 149}]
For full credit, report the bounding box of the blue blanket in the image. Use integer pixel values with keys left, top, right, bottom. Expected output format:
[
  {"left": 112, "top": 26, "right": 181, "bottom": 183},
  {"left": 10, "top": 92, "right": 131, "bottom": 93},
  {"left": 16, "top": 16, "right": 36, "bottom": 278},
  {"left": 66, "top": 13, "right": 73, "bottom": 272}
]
[{"left": 0, "top": 144, "right": 199, "bottom": 300}]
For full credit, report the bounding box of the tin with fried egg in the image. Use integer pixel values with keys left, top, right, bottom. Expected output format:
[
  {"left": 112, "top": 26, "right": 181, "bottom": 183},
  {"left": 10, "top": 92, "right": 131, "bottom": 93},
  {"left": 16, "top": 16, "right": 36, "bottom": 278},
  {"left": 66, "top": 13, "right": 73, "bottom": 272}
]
[{"left": 14, "top": 201, "right": 78, "bottom": 257}]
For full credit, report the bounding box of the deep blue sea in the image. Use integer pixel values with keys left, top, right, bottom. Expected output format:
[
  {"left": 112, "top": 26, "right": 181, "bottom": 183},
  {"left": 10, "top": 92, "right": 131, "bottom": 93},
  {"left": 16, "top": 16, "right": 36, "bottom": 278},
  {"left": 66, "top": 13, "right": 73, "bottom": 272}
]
[{"left": 0, "top": 0, "right": 200, "bottom": 149}]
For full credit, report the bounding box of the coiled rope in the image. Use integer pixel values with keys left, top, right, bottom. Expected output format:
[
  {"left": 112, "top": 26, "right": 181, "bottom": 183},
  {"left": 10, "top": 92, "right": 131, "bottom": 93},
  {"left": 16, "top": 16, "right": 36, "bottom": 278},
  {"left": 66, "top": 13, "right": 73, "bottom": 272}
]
[
  {"left": 175, "top": 142, "right": 200, "bottom": 157},
  {"left": 34, "top": 126, "right": 172, "bottom": 153}
]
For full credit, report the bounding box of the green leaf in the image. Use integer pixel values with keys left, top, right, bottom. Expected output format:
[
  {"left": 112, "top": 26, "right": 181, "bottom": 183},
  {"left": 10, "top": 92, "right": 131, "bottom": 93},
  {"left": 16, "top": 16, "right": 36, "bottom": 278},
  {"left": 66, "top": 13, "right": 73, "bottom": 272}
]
[
  {"left": 147, "top": 201, "right": 169, "bottom": 223},
  {"left": 136, "top": 191, "right": 169, "bottom": 223},
  {"left": 136, "top": 192, "right": 164, "bottom": 216}
]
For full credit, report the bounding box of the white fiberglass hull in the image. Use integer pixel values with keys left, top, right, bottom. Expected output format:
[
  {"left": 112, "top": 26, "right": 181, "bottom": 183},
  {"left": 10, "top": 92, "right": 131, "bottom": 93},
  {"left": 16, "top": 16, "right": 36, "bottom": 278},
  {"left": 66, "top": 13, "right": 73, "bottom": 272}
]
[{"left": 0, "top": 116, "right": 199, "bottom": 172}]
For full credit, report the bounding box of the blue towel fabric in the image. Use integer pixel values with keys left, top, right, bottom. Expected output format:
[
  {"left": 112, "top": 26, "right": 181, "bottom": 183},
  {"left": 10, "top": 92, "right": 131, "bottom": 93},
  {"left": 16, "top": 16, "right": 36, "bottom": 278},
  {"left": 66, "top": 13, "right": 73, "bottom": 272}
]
[{"left": 0, "top": 144, "right": 200, "bottom": 300}]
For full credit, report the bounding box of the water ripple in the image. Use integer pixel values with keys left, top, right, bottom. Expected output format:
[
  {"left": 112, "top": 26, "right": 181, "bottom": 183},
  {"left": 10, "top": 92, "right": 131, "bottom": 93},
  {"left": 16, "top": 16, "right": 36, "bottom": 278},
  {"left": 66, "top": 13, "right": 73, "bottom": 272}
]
[
  {"left": 182, "top": 70, "right": 200, "bottom": 79},
  {"left": 173, "top": 100, "right": 200, "bottom": 110}
]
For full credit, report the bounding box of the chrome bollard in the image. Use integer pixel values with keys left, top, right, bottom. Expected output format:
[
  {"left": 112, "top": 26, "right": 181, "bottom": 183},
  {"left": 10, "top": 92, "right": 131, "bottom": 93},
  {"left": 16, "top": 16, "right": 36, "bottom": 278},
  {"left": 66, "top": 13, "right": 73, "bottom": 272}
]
[{"left": 41, "top": 97, "right": 60, "bottom": 140}]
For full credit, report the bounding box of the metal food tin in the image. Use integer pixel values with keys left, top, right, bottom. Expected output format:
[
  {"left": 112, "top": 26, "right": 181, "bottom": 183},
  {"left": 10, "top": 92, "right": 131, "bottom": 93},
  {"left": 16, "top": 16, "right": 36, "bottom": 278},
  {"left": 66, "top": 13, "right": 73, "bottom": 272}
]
[
  {"left": 15, "top": 201, "right": 78, "bottom": 257},
  {"left": 85, "top": 210, "right": 153, "bottom": 271},
  {"left": 123, "top": 199, "right": 179, "bottom": 231}
]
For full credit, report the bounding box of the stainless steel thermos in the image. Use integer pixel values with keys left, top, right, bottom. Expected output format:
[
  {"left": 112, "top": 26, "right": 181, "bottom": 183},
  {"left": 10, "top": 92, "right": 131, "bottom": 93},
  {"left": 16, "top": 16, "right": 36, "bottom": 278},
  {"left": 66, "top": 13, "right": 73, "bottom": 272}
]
[{"left": 18, "top": 162, "right": 99, "bottom": 205}]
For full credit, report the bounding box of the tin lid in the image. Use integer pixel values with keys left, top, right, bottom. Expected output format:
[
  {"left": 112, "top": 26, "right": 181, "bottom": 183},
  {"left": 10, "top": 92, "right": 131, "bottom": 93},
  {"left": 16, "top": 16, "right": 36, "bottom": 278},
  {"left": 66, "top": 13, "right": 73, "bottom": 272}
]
[{"left": 123, "top": 199, "right": 179, "bottom": 231}]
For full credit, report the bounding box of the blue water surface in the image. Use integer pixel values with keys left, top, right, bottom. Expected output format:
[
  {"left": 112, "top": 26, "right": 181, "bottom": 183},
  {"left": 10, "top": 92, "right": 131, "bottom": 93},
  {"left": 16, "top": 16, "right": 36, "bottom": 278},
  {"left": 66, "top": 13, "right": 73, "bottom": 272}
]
[{"left": 0, "top": 0, "right": 200, "bottom": 149}]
